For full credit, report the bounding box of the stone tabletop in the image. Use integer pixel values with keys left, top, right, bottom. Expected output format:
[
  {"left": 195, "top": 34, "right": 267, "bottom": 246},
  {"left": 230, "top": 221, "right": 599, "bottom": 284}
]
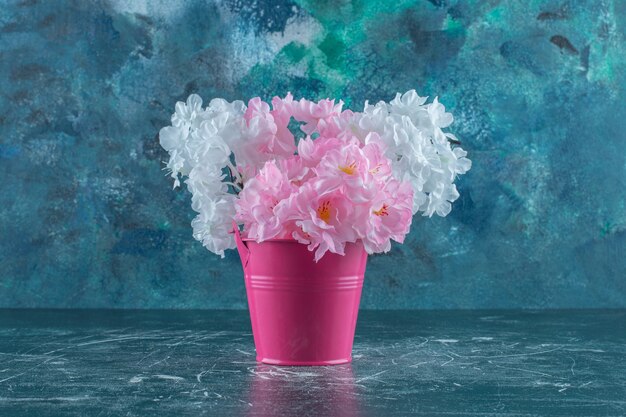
[{"left": 0, "top": 309, "right": 624, "bottom": 416}]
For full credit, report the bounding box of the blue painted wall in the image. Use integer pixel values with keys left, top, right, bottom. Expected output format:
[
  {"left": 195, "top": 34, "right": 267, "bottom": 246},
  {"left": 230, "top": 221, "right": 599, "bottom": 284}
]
[{"left": 1, "top": 0, "right": 624, "bottom": 309}]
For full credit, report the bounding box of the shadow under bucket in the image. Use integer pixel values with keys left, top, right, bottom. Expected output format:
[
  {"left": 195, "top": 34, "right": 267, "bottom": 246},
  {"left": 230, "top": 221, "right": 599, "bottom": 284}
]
[{"left": 234, "top": 225, "right": 367, "bottom": 365}]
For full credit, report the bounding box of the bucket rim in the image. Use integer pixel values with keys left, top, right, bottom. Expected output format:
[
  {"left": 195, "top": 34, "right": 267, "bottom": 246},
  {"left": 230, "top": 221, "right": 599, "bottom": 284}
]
[
  {"left": 241, "top": 237, "right": 299, "bottom": 242},
  {"left": 240, "top": 237, "right": 366, "bottom": 247}
]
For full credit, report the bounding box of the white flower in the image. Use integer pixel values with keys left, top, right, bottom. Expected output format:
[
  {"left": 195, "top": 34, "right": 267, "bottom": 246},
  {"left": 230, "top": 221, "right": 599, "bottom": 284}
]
[
  {"left": 159, "top": 125, "right": 185, "bottom": 152},
  {"left": 188, "top": 122, "right": 231, "bottom": 167},
  {"left": 160, "top": 95, "right": 247, "bottom": 257},
  {"left": 190, "top": 195, "right": 236, "bottom": 257},
  {"left": 205, "top": 98, "right": 247, "bottom": 147},
  {"left": 351, "top": 90, "right": 471, "bottom": 217},
  {"left": 172, "top": 94, "right": 205, "bottom": 129},
  {"left": 186, "top": 165, "right": 228, "bottom": 212},
  {"left": 389, "top": 89, "right": 428, "bottom": 115},
  {"left": 427, "top": 97, "right": 454, "bottom": 129}
]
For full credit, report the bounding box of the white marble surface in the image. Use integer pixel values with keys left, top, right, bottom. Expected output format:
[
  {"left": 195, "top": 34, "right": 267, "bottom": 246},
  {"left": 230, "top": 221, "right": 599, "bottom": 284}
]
[{"left": 0, "top": 309, "right": 624, "bottom": 416}]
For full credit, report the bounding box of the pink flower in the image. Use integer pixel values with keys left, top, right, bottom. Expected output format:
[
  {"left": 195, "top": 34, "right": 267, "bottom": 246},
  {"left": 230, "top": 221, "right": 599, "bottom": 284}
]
[
  {"left": 274, "top": 179, "right": 358, "bottom": 261},
  {"left": 235, "top": 160, "right": 296, "bottom": 241},
  {"left": 297, "top": 136, "right": 343, "bottom": 168},
  {"left": 314, "top": 142, "right": 372, "bottom": 203},
  {"left": 290, "top": 98, "right": 344, "bottom": 135},
  {"left": 236, "top": 97, "right": 296, "bottom": 171},
  {"left": 279, "top": 155, "right": 312, "bottom": 186},
  {"left": 270, "top": 93, "right": 297, "bottom": 156},
  {"left": 313, "top": 136, "right": 391, "bottom": 204},
  {"left": 317, "top": 109, "right": 356, "bottom": 139},
  {"left": 355, "top": 178, "right": 414, "bottom": 254},
  {"left": 361, "top": 134, "right": 392, "bottom": 180}
]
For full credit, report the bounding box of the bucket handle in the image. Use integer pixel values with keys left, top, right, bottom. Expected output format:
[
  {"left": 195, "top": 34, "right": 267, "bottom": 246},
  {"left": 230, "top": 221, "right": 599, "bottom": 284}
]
[{"left": 232, "top": 221, "right": 249, "bottom": 269}]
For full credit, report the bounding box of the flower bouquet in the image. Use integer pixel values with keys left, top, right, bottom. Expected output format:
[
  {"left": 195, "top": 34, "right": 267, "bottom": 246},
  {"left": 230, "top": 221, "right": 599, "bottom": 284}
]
[{"left": 160, "top": 90, "right": 471, "bottom": 365}]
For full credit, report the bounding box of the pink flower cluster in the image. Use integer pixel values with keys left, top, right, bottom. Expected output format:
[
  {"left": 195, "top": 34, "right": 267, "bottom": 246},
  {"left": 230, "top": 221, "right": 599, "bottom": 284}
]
[{"left": 234, "top": 96, "right": 413, "bottom": 261}]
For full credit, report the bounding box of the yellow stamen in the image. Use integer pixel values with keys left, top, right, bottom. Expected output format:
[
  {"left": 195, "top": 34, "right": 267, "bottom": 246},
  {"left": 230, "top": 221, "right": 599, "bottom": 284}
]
[
  {"left": 339, "top": 162, "right": 357, "bottom": 175},
  {"left": 373, "top": 204, "right": 389, "bottom": 217},
  {"left": 369, "top": 164, "right": 382, "bottom": 174},
  {"left": 316, "top": 200, "right": 332, "bottom": 224}
]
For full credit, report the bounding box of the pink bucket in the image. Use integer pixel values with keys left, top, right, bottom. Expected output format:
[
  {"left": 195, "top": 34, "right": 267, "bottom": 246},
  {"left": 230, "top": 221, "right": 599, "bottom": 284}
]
[{"left": 234, "top": 225, "right": 367, "bottom": 366}]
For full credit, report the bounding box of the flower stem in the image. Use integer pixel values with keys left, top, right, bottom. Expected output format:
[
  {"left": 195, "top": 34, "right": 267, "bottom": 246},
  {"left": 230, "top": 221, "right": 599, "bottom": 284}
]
[
  {"left": 226, "top": 161, "right": 243, "bottom": 184},
  {"left": 224, "top": 181, "right": 242, "bottom": 192}
]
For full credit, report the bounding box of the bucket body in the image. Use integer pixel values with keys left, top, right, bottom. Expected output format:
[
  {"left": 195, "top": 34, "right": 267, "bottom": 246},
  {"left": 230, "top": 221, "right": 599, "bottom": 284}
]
[{"left": 234, "top": 228, "right": 367, "bottom": 365}]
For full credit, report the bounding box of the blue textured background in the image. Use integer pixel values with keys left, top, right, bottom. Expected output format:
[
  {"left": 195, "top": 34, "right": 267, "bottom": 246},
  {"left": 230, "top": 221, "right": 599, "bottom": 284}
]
[{"left": 1, "top": 0, "right": 624, "bottom": 309}]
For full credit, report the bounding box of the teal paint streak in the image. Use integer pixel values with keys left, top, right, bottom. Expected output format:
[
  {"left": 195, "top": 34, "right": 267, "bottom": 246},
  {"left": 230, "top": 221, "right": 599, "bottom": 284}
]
[{"left": 0, "top": 0, "right": 624, "bottom": 308}]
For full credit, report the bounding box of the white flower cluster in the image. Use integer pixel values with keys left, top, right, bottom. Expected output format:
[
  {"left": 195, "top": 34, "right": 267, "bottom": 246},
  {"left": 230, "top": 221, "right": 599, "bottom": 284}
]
[
  {"left": 159, "top": 94, "right": 246, "bottom": 256},
  {"left": 351, "top": 90, "right": 472, "bottom": 217}
]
